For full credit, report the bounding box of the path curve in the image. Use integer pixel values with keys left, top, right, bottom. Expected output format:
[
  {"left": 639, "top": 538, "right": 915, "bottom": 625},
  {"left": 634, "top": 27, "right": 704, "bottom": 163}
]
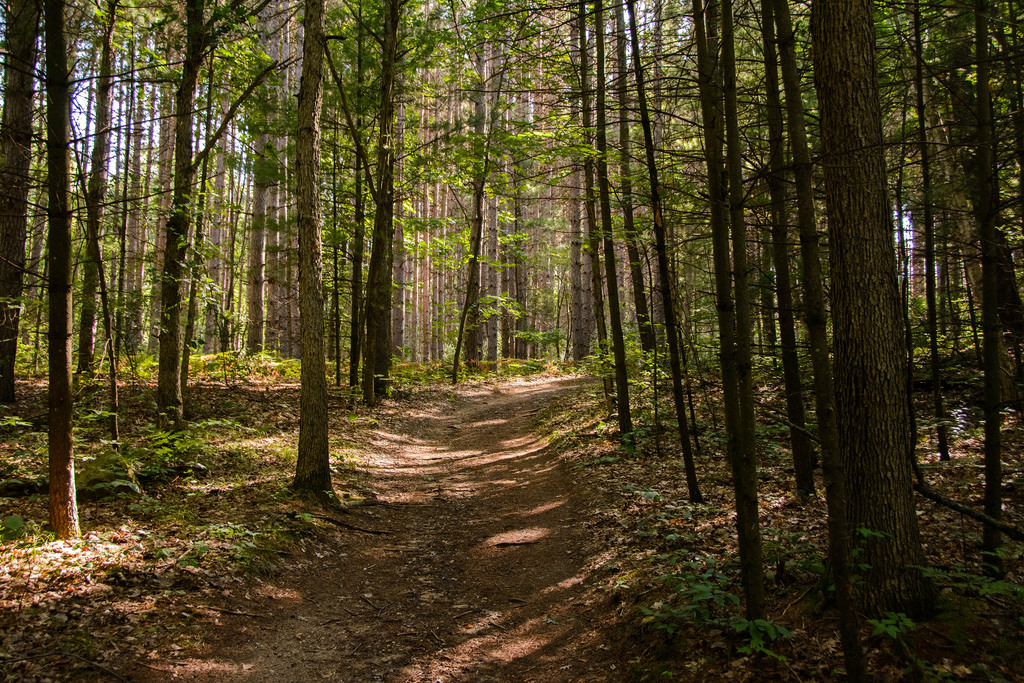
[{"left": 156, "top": 376, "right": 628, "bottom": 682}]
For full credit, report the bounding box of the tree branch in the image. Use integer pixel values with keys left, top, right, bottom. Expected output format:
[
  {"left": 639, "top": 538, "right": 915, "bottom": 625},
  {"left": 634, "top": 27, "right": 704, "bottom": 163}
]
[
  {"left": 193, "top": 58, "right": 289, "bottom": 172},
  {"left": 325, "top": 45, "right": 378, "bottom": 204}
]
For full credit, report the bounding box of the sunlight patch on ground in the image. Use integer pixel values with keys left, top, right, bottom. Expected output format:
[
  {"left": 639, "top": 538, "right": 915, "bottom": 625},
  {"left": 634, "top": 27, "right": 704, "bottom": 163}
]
[
  {"left": 482, "top": 527, "right": 549, "bottom": 548},
  {"left": 520, "top": 500, "right": 565, "bottom": 516},
  {"left": 467, "top": 418, "right": 512, "bottom": 429}
]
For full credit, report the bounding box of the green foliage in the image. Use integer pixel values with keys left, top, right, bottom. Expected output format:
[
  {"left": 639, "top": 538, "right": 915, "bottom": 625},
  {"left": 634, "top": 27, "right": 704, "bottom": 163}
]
[
  {"left": 626, "top": 485, "right": 664, "bottom": 502},
  {"left": 733, "top": 618, "right": 793, "bottom": 660},
  {"left": 868, "top": 611, "right": 916, "bottom": 640},
  {"left": 127, "top": 427, "right": 204, "bottom": 483},
  {"left": 1, "top": 515, "right": 25, "bottom": 541},
  {"left": 640, "top": 552, "right": 739, "bottom": 631},
  {"left": 189, "top": 351, "right": 301, "bottom": 383},
  {"left": 639, "top": 549, "right": 794, "bottom": 659}
]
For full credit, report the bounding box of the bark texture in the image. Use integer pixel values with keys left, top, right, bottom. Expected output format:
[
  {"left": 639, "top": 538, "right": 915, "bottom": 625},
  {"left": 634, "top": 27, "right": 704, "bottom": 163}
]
[
  {"left": 0, "top": 0, "right": 39, "bottom": 401},
  {"left": 293, "top": 0, "right": 331, "bottom": 495},
  {"left": 812, "top": 0, "right": 935, "bottom": 617},
  {"left": 45, "top": 0, "right": 79, "bottom": 538}
]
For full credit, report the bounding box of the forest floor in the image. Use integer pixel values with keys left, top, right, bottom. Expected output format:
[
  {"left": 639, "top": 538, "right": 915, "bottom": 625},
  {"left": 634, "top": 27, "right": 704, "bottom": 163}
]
[
  {"left": 124, "top": 374, "right": 633, "bottom": 681},
  {"left": 1, "top": 364, "right": 1024, "bottom": 681}
]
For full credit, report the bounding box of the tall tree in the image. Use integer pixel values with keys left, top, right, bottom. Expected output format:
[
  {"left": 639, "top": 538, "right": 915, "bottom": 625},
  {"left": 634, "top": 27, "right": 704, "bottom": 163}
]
[
  {"left": 362, "top": 0, "right": 402, "bottom": 405},
  {"left": 81, "top": 0, "right": 120, "bottom": 441},
  {"left": 45, "top": 0, "right": 79, "bottom": 539},
  {"left": 247, "top": 132, "right": 270, "bottom": 354},
  {"left": 974, "top": 0, "right": 1003, "bottom": 576},
  {"left": 911, "top": 0, "right": 950, "bottom": 463},
  {"left": 157, "top": 0, "right": 208, "bottom": 428},
  {"left": 812, "top": 0, "right": 935, "bottom": 616},
  {"left": 721, "top": 0, "right": 765, "bottom": 620},
  {"left": 613, "top": 3, "right": 655, "bottom": 356},
  {"left": 0, "top": 0, "right": 40, "bottom": 402},
  {"left": 625, "top": 0, "right": 702, "bottom": 503},
  {"left": 293, "top": 0, "right": 332, "bottom": 496},
  {"left": 578, "top": 0, "right": 613, "bottom": 410},
  {"left": 593, "top": 0, "right": 632, "bottom": 436},
  {"left": 761, "top": 0, "right": 815, "bottom": 497},
  {"left": 775, "top": 0, "right": 865, "bottom": 671}
]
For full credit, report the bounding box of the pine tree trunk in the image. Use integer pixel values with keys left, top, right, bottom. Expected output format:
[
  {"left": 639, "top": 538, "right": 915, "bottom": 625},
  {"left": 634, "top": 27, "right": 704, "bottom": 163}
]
[
  {"left": 760, "top": 0, "right": 814, "bottom": 496},
  {"left": 579, "top": 0, "right": 613, "bottom": 407},
  {"left": 362, "top": 0, "right": 400, "bottom": 404},
  {"left": 157, "top": 0, "right": 205, "bottom": 429},
  {"left": 247, "top": 134, "right": 269, "bottom": 354},
  {"left": 812, "top": 0, "right": 935, "bottom": 617},
  {"left": 773, "top": 1, "right": 866, "bottom": 671},
  {"left": 613, "top": 4, "right": 655, "bottom": 356},
  {"left": 46, "top": 0, "right": 79, "bottom": 539},
  {"left": 625, "top": 0, "right": 702, "bottom": 503},
  {"left": 0, "top": 0, "right": 39, "bottom": 402},
  {"left": 293, "top": 0, "right": 331, "bottom": 496},
  {"left": 594, "top": 0, "right": 633, "bottom": 435},
  {"left": 721, "top": 0, "right": 765, "bottom": 620},
  {"left": 974, "top": 0, "right": 1004, "bottom": 576}
]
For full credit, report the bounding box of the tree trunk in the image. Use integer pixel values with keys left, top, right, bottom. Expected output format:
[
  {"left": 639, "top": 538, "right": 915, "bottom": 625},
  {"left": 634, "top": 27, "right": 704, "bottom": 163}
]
[
  {"left": 625, "top": 0, "right": 702, "bottom": 503},
  {"left": 247, "top": 134, "right": 270, "bottom": 354},
  {"left": 974, "top": 0, "right": 1003, "bottom": 576},
  {"left": 45, "top": 0, "right": 79, "bottom": 539},
  {"left": 579, "top": 0, "right": 613, "bottom": 409},
  {"left": 293, "top": 0, "right": 332, "bottom": 496},
  {"left": 594, "top": 0, "right": 633, "bottom": 436},
  {"left": 0, "top": 0, "right": 40, "bottom": 402},
  {"left": 721, "top": 0, "right": 765, "bottom": 621},
  {"left": 912, "top": 2, "right": 950, "bottom": 462},
  {"left": 773, "top": 0, "right": 866, "bottom": 671},
  {"left": 614, "top": 3, "right": 655, "bottom": 356},
  {"left": 81, "top": 0, "right": 120, "bottom": 442},
  {"left": 157, "top": 0, "right": 207, "bottom": 429},
  {"left": 760, "top": 0, "right": 814, "bottom": 496},
  {"left": 453, "top": 49, "right": 488, "bottom": 381},
  {"left": 812, "top": 0, "right": 935, "bottom": 617},
  {"left": 568, "top": 20, "right": 592, "bottom": 361},
  {"left": 362, "top": 0, "right": 400, "bottom": 405}
]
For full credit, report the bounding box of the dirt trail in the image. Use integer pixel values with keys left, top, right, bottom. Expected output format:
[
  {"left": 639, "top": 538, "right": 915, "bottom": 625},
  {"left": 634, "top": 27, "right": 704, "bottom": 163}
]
[{"left": 153, "top": 376, "right": 628, "bottom": 682}]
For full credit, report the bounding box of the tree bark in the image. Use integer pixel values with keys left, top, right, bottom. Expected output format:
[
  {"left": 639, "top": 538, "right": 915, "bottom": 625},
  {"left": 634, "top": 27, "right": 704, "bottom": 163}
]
[
  {"left": 81, "top": 0, "right": 120, "bottom": 442},
  {"left": 613, "top": 3, "right": 655, "bottom": 356},
  {"left": 0, "top": 0, "right": 40, "bottom": 402},
  {"left": 721, "top": 0, "right": 765, "bottom": 620},
  {"left": 45, "top": 0, "right": 79, "bottom": 539},
  {"left": 578, "top": 0, "right": 613, "bottom": 409},
  {"left": 974, "top": 0, "right": 1003, "bottom": 576},
  {"left": 594, "top": 0, "right": 633, "bottom": 436},
  {"left": 912, "top": 3, "right": 950, "bottom": 462},
  {"left": 157, "top": 0, "right": 207, "bottom": 429},
  {"left": 362, "top": 0, "right": 401, "bottom": 404},
  {"left": 293, "top": 0, "right": 332, "bottom": 496},
  {"left": 760, "top": 0, "right": 814, "bottom": 496},
  {"left": 774, "top": 0, "right": 866, "bottom": 670},
  {"left": 625, "top": 0, "right": 702, "bottom": 503},
  {"left": 812, "top": 0, "right": 935, "bottom": 617},
  {"left": 247, "top": 134, "right": 270, "bottom": 354}
]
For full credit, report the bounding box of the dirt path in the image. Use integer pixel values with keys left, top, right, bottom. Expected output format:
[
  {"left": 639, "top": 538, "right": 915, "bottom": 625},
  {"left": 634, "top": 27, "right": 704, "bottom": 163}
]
[{"left": 152, "top": 376, "right": 629, "bottom": 682}]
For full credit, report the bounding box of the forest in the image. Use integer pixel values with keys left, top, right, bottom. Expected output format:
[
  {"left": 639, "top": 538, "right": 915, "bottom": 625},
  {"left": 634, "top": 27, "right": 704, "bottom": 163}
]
[{"left": 1, "top": 0, "right": 1023, "bottom": 677}]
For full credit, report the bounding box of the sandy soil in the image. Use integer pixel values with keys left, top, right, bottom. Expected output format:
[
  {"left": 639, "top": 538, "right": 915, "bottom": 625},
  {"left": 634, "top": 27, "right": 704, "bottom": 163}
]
[{"left": 136, "top": 375, "right": 632, "bottom": 682}]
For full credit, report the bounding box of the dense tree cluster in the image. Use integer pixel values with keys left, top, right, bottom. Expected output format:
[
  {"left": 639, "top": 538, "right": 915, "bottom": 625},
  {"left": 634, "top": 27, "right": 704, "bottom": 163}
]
[{"left": 2, "top": 0, "right": 1022, "bottom": 674}]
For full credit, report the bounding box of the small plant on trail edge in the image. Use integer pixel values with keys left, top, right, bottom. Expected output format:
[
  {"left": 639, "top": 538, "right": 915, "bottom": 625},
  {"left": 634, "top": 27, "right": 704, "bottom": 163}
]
[
  {"left": 1, "top": 515, "right": 25, "bottom": 541},
  {"left": 733, "top": 618, "right": 793, "bottom": 660},
  {"left": 640, "top": 552, "right": 737, "bottom": 630},
  {"left": 868, "top": 611, "right": 916, "bottom": 641},
  {"left": 639, "top": 551, "right": 792, "bottom": 660}
]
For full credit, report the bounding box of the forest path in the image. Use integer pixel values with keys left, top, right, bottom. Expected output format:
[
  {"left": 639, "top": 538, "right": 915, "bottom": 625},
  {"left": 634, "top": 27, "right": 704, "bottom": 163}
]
[{"left": 158, "top": 375, "right": 628, "bottom": 682}]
